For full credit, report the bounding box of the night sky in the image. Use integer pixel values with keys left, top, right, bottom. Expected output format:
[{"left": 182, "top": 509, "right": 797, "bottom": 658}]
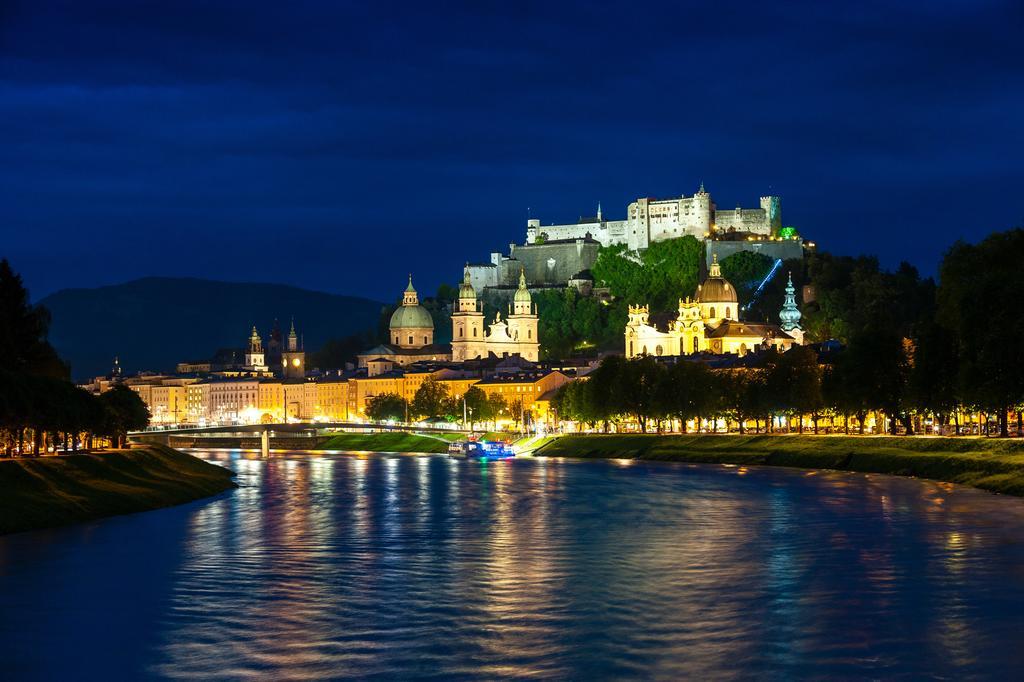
[{"left": 3, "top": 1, "right": 1022, "bottom": 302}]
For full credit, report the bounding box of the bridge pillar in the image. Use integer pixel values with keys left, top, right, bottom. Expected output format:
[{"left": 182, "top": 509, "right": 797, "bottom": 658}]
[{"left": 261, "top": 428, "right": 270, "bottom": 458}]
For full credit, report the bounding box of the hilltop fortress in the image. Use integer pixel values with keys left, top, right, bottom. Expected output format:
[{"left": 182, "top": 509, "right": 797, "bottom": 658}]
[
  {"left": 527, "top": 183, "right": 780, "bottom": 249},
  {"left": 468, "top": 183, "right": 802, "bottom": 292}
]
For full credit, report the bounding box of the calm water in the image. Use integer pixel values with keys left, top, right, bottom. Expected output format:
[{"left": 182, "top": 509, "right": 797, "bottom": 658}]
[{"left": 2, "top": 452, "right": 1024, "bottom": 679}]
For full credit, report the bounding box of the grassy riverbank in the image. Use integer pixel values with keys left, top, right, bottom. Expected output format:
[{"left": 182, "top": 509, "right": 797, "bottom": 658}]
[
  {"left": 0, "top": 444, "right": 237, "bottom": 535},
  {"left": 536, "top": 434, "right": 1024, "bottom": 496}
]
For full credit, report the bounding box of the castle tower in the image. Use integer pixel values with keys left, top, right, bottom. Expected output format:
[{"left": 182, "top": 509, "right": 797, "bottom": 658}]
[
  {"left": 246, "top": 325, "right": 267, "bottom": 371},
  {"left": 779, "top": 272, "right": 804, "bottom": 345},
  {"left": 282, "top": 318, "right": 305, "bottom": 378},
  {"left": 694, "top": 182, "right": 714, "bottom": 236},
  {"left": 451, "top": 264, "right": 487, "bottom": 362},
  {"left": 389, "top": 275, "right": 434, "bottom": 350},
  {"left": 760, "top": 195, "right": 782, "bottom": 235},
  {"left": 505, "top": 268, "right": 539, "bottom": 361}
]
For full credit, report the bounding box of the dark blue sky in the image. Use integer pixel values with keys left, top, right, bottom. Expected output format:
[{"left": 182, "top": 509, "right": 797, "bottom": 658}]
[{"left": 3, "top": 1, "right": 1022, "bottom": 302}]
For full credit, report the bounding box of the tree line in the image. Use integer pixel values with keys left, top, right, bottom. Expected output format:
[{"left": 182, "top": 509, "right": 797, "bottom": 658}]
[
  {"left": 554, "top": 229, "right": 1024, "bottom": 437},
  {"left": 0, "top": 260, "right": 149, "bottom": 456},
  {"left": 365, "top": 378, "right": 526, "bottom": 430}
]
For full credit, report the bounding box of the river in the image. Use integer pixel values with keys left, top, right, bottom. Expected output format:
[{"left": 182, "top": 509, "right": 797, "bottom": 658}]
[{"left": 2, "top": 451, "right": 1024, "bottom": 679}]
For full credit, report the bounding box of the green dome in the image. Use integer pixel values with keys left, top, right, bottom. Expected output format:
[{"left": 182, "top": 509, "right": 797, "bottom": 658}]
[
  {"left": 390, "top": 304, "right": 433, "bottom": 330},
  {"left": 459, "top": 281, "right": 476, "bottom": 300}
]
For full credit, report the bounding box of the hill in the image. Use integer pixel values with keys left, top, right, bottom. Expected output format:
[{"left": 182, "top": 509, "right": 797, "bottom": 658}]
[{"left": 39, "top": 277, "right": 385, "bottom": 379}]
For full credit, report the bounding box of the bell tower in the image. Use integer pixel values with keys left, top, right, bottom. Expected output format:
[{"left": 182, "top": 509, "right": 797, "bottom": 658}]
[
  {"left": 451, "top": 264, "right": 486, "bottom": 361},
  {"left": 505, "top": 268, "right": 539, "bottom": 361},
  {"left": 245, "top": 325, "right": 267, "bottom": 371},
  {"left": 281, "top": 318, "right": 305, "bottom": 378}
]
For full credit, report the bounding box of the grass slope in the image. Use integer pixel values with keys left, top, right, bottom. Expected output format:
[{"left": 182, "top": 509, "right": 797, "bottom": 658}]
[
  {"left": 317, "top": 432, "right": 455, "bottom": 453},
  {"left": 0, "top": 444, "right": 237, "bottom": 535},
  {"left": 537, "top": 434, "right": 1024, "bottom": 496}
]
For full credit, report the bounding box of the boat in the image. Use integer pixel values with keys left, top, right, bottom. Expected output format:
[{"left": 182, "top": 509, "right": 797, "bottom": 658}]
[{"left": 448, "top": 439, "right": 515, "bottom": 460}]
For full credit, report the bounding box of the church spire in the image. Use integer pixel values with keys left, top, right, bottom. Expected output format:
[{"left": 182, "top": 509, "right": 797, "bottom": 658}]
[
  {"left": 597, "top": 201, "right": 602, "bottom": 221},
  {"left": 779, "top": 272, "right": 803, "bottom": 332}
]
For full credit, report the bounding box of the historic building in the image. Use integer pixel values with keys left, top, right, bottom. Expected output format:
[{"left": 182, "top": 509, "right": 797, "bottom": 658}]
[
  {"left": 245, "top": 326, "right": 267, "bottom": 371},
  {"left": 357, "top": 276, "right": 452, "bottom": 368},
  {"left": 526, "top": 184, "right": 781, "bottom": 250},
  {"left": 625, "top": 255, "right": 801, "bottom": 358},
  {"left": 281, "top": 319, "right": 306, "bottom": 379},
  {"left": 452, "top": 267, "right": 540, "bottom": 362}
]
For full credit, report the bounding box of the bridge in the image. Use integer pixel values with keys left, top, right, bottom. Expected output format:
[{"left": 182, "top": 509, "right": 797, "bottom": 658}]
[{"left": 130, "top": 421, "right": 471, "bottom": 453}]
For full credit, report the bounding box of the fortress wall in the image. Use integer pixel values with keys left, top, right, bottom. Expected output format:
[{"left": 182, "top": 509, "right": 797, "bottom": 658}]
[
  {"left": 509, "top": 240, "right": 600, "bottom": 285},
  {"left": 706, "top": 239, "right": 804, "bottom": 268}
]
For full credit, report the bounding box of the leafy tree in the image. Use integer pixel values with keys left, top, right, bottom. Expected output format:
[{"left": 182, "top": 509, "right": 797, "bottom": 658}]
[
  {"left": 615, "top": 356, "right": 664, "bottom": 432},
  {"left": 719, "top": 251, "right": 775, "bottom": 308},
  {"left": 592, "top": 236, "right": 702, "bottom": 311},
  {"left": 937, "top": 230, "right": 1024, "bottom": 437},
  {"left": 461, "top": 386, "right": 491, "bottom": 427},
  {"left": 411, "top": 377, "right": 452, "bottom": 420},
  {"left": 99, "top": 384, "right": 150, "bottom": 447},
  {"left": 0, "top": 259, "right": 67, "bottom": 378},
  {"left": 365, "top": 392, "right": 407, "bottom": 422}
]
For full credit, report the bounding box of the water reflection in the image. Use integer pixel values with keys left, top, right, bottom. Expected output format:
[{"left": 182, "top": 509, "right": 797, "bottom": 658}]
[{"left": 3, "top": 452, "right": 1024, "bottom": 678}]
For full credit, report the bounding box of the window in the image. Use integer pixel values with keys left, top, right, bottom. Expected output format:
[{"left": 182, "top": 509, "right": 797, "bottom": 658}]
[
  {"left": 527, "top": 329, "right": 532, "bottom": 339},
  {"left": 656, "top": 345, "right": 663, "bottom": 356},
  {"left": 473, "top": 328, "right": 477, "bottom": 337},
  {"left": 710, "top": 306, "right": 716, "bottom": 318},
  {"left": 693, "top": 337, "right": 699, "bottom": 353},
  {"left": 629, "top": 341, "right": 633, "bottom": 355},
  {"left": 423, "top": 336, "right": 428, "bottom": 345},
  {"left": 726, "top": 307, "right": 731, "bottom": 318},
  {"left": 459, "top": 328, "right": 463, "bottom": 337},
  {"left": 408, "top": 335, "right": 413, "bottom": 345}
]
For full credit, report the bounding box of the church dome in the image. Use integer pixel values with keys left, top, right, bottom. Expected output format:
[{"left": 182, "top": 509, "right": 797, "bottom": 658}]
[
  {"left": 390, "top": 275, "right": 434, "bottom": 330},
  {"left": 696, "top": 255, "right": 738, "bottom": 303},
  {"left": 390, "top": 304, "right": 433, "bottom": 330}
]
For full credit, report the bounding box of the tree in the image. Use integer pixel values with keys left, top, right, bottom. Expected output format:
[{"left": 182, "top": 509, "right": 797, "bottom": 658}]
[
  {"left": 0, "top": 259, "right": 67, "bottom": 378},
  {"left": 99, "top": 384, "right": 150, "bottom": 447},
  {"left": 411, "top": 377, "right": 452, "bottom": 420},
  {"left": 462, "top": 386, "right": 490, "bottom": 427},
  {"left": 720, "top": 251, "right": 775, "bottom": 308},
  {"left": 937, "top": 230, "right": 1024, "bottom": 437},
  {"left": 365, "top": 392, "right": 407, "bottom": 422},
  {"left": 615, "top": 356, "right": 664, "bottom": 432}
]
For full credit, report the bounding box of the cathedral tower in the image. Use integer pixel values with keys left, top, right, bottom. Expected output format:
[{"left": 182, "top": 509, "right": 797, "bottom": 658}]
[
  {"left": 506, "top": 268, "right": 539, "bottom": 361},
  {"left": 282, "top": 318, "right": 305, "bottom": 378},
  {"left": 245, "top": 325, "right": 267, "bottom": 371},
  {"left": 451, "top": 264, "right": 486, "bottom": 361}
]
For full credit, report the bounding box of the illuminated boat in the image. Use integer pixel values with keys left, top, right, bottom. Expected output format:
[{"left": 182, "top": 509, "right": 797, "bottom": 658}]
[{"left": 447, "top": 439, "right": 515, "bottom": 460}]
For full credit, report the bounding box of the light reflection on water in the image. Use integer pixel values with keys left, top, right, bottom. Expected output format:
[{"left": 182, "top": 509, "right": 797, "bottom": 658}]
[{"left": 2, "top": 452, "right": 1024, "bottom": 678}]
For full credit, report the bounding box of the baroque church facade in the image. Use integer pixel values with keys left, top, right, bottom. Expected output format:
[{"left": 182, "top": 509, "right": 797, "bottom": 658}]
[
  {"left": 625, "top": 255, "right": 803, "bottom": 359},
  {"left": 452, "top": 266, "right": 539, "bottom": 362},
  {"left": 356, "top": 270, "right": 540, "bottom": 369}
]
